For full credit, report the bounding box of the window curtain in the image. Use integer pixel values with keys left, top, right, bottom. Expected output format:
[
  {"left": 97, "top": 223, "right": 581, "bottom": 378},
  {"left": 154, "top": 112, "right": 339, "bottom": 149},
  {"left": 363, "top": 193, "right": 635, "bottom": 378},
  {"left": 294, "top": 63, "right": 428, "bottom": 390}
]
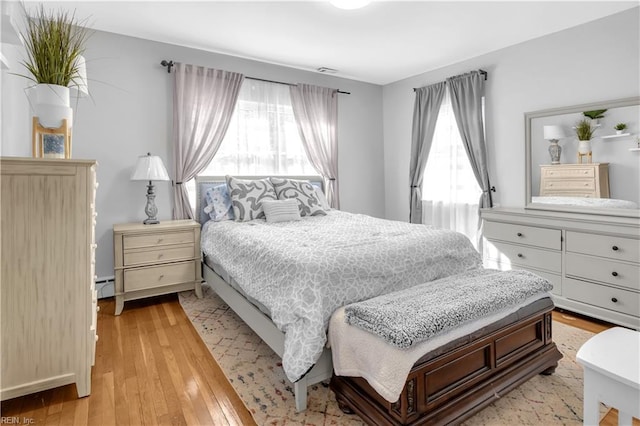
[
  {"left": 446, "top": 71, "right": 493, "bottom": 212},
  {"left": 172, "top": 63, "right": 244, "bottom": 219},
  {"left": 409, "top": 82, "right": 446, "bottom": 223},
  {"left": 289, "top": 83, "right": 340, "bottom": 208},
  {"left": 422, "top": 90, "right": 482, "bottom": 248},
  {"left": 204, "top": 79, "right": 316, "bottom": 176}
]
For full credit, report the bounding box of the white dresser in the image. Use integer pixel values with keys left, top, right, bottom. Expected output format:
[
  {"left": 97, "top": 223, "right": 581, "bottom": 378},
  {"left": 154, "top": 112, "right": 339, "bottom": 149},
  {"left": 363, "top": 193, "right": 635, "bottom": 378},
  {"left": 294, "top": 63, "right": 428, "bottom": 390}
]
[
  {"left": 0, "top": 157, "right": 98, "bottom": 400},
  {"left": 481, "top": 208, "right": 639, "bottom": 330}
]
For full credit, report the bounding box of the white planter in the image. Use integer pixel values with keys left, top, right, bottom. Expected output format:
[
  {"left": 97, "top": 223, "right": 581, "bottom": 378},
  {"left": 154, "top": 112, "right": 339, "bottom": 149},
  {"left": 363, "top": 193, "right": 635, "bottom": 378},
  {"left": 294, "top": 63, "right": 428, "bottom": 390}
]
[
  {"left": 578, "top": 140, "right": 592, "bottom": 154},
  {"left": 29, "top": 84, "right": 73, "bottom": 129}
]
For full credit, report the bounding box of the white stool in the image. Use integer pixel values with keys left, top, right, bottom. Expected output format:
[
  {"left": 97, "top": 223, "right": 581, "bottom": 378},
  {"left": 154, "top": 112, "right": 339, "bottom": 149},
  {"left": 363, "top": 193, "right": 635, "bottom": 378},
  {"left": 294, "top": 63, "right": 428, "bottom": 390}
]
[{"left": 576, "top": 327, "right": 640, "bottom": 426}]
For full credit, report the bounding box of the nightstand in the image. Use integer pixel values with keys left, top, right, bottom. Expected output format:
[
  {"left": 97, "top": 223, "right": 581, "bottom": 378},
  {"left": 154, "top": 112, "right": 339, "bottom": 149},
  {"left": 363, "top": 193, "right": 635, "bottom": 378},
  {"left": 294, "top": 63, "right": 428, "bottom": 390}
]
[{"left": 113, "top": 220, "right": 203, "bottom": 315}]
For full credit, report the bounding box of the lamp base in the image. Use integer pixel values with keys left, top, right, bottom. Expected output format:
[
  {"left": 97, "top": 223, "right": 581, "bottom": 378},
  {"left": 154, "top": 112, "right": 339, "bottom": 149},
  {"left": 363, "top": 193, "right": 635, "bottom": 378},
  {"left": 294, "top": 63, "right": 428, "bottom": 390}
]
[
  {"left": 143, "top": 180, "right": 161, "bottom": 225},
  {"left": 548, "top": 140, "right": 561, "bottom": 165}
]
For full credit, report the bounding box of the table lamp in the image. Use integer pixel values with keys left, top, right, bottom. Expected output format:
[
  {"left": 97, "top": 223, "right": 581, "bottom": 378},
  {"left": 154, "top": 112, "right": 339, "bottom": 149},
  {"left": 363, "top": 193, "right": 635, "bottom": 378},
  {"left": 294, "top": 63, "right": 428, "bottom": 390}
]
[
  {"left": 131, "top": 152, "right": 170, "bottom": 224},
  {"left": 544, "top": 125, "right": 565, "bottom": 165}
]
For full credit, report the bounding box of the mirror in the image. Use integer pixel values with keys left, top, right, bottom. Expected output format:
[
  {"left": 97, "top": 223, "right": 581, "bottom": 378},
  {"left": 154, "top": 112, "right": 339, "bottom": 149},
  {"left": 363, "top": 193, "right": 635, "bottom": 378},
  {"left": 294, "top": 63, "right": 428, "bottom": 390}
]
[{"left": 525, "top": 97, "right": 640, "bottom": 219}]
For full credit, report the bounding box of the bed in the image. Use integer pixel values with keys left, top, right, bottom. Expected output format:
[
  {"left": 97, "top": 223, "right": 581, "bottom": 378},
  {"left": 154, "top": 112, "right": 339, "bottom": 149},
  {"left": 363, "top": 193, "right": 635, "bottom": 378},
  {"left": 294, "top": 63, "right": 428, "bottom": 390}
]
[{"left": 195, "top": 175, "right": 562, "bottom": 419}]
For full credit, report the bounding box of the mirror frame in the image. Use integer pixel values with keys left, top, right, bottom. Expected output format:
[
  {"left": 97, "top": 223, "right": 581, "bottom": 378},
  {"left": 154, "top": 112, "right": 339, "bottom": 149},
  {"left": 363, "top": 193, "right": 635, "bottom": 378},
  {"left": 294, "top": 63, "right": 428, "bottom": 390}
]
[{"left": 525, "top": 96, "right": 640, "bottom": 219}]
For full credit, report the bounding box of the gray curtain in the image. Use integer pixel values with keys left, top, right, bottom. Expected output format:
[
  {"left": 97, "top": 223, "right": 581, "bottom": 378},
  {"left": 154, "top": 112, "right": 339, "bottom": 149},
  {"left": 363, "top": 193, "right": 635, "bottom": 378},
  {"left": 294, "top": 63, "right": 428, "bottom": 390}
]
[
  {"left": 409, "top": 82, "right": 446, "bottom": 223},
  {"left": 290, "top": 84, "right": 340, "bottom": 208},
  {"left": 172, "top": 63, "right": 244, "bottom": 219},
  {"left": 447, "top": 71, "right": 493, "bottom": 211}
]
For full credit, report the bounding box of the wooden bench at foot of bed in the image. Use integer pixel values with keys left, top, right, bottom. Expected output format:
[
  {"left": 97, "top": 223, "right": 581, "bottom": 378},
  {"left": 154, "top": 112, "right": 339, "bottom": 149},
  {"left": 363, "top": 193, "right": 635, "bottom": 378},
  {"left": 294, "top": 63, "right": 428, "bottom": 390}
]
[{"left": 330, "top": 302, "right": 562, "bottom": 426}]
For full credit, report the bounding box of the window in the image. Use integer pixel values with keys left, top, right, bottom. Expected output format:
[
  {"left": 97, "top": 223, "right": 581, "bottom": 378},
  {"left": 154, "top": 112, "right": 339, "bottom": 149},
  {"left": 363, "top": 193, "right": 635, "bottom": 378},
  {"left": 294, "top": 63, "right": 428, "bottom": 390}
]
[
  {"left": 422, "top": 89, "right": 482, "bottom": 247},
  {"left": 202, "top": 79, "right": 317, "bottom": 176}
]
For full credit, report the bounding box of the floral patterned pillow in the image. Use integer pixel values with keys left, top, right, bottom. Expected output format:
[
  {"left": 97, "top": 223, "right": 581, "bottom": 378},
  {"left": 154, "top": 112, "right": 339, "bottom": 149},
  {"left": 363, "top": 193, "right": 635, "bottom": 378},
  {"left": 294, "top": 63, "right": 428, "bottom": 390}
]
[
  {"left": 270, "top": 177, "right": 327, "bottom": 216},
  {"left": 203, "top": 184, "right": 234, "bottom": 222},
  {"left": 226, "top": 176, "right": 277, "bottom": 221}
]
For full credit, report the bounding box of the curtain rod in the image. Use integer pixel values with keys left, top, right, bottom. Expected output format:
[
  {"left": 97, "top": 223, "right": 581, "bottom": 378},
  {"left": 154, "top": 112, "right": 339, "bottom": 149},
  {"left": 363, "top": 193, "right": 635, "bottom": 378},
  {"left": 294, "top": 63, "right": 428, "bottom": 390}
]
[
  {"left": 160, "top": 60, "right": 351, "bottom": 95},
  {"left": 412, "top": 69, "right": 488, "bottom": 92}
]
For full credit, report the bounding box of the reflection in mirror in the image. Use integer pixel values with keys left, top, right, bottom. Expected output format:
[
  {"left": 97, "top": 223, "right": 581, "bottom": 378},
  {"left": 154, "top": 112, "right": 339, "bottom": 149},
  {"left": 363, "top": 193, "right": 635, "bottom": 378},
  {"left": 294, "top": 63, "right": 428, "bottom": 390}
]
[{"left": 525, "top": 97, "right": 640, "bottom": 218}]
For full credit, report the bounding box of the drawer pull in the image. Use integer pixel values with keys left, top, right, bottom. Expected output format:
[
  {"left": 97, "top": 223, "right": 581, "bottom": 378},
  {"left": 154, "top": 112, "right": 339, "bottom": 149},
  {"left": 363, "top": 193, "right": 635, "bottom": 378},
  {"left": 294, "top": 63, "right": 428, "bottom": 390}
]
[
  {"left": 516, "top": 232, "right": 523, "bottom": 237},
  {"left": 611, "top": 271, "right": 618, "bottom": 277},
  {"left": 612, "top": 245, "right": 619, "bottom": 251},
  {"left": 158, "top": 274, "right": 165, "bottom": 281},
  {"left": 158, "top": 254, "right": 164, "bottom": 259},
  {"left": 517, "top": 253, "right": 524, "bottom": 258},
  {"left": 611, "top": 297, "right": 618, "bottom": 303},
  {"left": 157, "top": 238, "right": 164, "bottom": 244}
]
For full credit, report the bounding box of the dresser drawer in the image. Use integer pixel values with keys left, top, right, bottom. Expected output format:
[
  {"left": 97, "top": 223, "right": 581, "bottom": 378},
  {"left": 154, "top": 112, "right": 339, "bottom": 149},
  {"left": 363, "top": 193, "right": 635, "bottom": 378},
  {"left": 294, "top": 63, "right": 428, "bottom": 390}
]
[
  {"left": 566, "top": 231, "right": 640, "bottom": 263},
  {"left": 564, "top": 277, "right": 639, "bottom": 317},
  {"left": 542, "top": 179, "right": 594, "bottom": 192},
  {"left": 124, "top": 261, "right": 195, "bottom": 292},
  {"left": 485, "top": 241, "right": 561, "bottom": 273},
  {"left": 124, "top": 245, "right": 194, "bottom": 267},
  {"left": 566, "top": 253, "right": 640, "bottom": 291},
  {"left": 123, "top": 231, "right": 193, "bottom": 250},
  {"left": 483, "top": 222, "right": 561, "bottom": 250},
  {"left": 542, "top": 167, "right": 595, "bottom": 179}
]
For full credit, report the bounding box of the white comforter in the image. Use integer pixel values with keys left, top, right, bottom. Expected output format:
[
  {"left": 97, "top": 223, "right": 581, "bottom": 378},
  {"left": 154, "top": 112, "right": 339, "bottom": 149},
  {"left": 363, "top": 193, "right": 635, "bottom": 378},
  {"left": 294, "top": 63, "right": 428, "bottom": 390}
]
[{"left": 201, "top": 210, "right": 482, "bottom": 383}]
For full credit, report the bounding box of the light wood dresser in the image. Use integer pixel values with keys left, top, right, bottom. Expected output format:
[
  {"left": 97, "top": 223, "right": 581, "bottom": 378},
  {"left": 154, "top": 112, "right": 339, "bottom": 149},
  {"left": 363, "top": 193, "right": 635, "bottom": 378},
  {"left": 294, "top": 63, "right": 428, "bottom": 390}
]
[
  {"left": 113, "top": 220, "right": 202, "bottom": 315},
  {"left": 482, "top": 208, "right": 639, "bottom": 330},
  {"left": 0, "top": 157, "right": 98, "bottom": 400},
  {"left": 539, "top": 163, "right": 610, "bottom": 198}
]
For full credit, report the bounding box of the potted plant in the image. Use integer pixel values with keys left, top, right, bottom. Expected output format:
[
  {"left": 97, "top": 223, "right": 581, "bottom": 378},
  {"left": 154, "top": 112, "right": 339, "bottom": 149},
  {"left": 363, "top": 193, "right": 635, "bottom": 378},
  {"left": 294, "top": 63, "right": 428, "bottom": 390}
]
[
  {"left": 18, "top": 4, "right": 90, "bottom": 132},
  {"left": 583, "top": 109, "right": 607, "bottom": 126},
  {"left": 614, "top": 123, "right": 627, "bottom": 135},
  {"left": 575, "top": 118, "right": 596, "bottom": 154}
]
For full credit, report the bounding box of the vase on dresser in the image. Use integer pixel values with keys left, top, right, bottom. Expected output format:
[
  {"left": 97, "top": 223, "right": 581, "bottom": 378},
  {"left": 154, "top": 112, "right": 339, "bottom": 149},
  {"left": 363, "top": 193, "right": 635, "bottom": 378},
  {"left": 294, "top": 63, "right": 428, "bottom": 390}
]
[{"left": 548, "top": 140, "right": 562, "bottom": 164}]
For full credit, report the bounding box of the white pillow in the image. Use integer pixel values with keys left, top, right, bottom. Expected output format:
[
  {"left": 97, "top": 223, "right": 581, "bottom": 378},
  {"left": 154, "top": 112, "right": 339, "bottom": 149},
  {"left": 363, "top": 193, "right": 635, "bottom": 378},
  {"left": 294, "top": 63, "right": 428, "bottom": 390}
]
[
  {"left": 262, "top": 199, "right": 301, "bottom": 223},
  {"left": 314, "top": 186, "right": 331, "bottom": 210}
]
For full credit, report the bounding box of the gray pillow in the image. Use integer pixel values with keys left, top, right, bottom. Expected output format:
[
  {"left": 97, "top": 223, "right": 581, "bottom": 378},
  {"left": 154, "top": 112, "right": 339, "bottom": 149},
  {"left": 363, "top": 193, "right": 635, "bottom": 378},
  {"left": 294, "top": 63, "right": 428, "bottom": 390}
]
[
  {"left": 226, "top": 176, "right": 277, "bottom": 221},
  {"left": 262, "top": 199, "right": 301, "bottom": 223},
  {"left": 270, "top": 177, "right": 327, "bottom": 216}
]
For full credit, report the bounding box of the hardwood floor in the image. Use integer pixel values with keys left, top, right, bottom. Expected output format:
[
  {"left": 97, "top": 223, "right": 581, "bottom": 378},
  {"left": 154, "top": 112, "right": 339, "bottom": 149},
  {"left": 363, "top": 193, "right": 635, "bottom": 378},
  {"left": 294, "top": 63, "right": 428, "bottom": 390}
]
[
  {"left": 1, "top": 296, "right": 636, "bottom": 425},
  {"left": 0, "top": 295, "right": 255, "bottom": 426}
]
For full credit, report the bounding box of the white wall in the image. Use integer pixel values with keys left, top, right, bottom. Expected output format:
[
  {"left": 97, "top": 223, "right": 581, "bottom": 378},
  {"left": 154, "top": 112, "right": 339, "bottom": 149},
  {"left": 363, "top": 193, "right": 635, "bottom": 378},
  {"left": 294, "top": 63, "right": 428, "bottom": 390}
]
[
  {"left": 1, "top": 30, "right": 384, "bottom": 283},
  {"left": 382, "top": 8, "right": 640, "bottom": 221}
]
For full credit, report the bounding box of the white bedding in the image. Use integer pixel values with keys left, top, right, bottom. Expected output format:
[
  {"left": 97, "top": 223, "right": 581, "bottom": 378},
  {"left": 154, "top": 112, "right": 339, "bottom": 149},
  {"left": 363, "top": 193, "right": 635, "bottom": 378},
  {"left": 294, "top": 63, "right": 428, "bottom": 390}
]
[
  {"left": 201, "top": 210, "right": 482, "bottom": 383},
  {"left": 533, "top": 196, "right": 638, "bottom": 209},
  {"left": 328, "top": 293, "right": 551, "bottom": 403}
]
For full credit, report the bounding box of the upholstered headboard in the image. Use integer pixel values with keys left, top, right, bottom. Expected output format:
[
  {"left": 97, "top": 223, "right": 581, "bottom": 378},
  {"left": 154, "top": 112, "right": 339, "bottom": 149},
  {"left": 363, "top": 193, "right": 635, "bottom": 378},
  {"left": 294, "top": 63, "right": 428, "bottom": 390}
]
[{"left": 195, "top": 175, "right": 325, "bottom": 226}]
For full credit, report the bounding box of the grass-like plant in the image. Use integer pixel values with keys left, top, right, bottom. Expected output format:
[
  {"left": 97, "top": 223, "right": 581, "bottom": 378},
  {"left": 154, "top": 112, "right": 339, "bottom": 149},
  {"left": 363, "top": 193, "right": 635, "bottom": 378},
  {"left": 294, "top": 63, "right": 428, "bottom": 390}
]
[
  {"left": 18, "top": 4, "right": 90, "bottom": 87},
  {"left": 575, "top": 119, "right": 596, "bottom": 141},
  {"left": 614, "top": 123, "right": 627, "bottom": 131}
]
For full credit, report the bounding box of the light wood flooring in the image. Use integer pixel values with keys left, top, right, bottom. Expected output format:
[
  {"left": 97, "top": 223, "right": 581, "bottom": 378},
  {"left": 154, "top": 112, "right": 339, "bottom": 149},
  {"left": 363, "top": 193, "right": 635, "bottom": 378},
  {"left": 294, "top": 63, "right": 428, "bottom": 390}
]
[{"left": 1, "top": 296, "right": 637, "bottom": 426}]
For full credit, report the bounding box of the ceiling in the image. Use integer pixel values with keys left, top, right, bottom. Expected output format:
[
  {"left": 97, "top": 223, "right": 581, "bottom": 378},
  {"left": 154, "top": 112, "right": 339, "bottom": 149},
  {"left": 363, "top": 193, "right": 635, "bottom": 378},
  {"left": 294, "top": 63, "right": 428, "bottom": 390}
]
[{"left": 26, "top": 1, "right": 640, "bottom": 85}]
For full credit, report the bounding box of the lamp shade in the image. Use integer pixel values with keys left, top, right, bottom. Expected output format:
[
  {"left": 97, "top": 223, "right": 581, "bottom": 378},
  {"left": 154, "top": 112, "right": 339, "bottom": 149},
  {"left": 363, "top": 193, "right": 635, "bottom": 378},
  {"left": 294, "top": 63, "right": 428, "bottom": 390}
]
[
  {"left": 131, "top": 153, "right": 170, "bottom": 181},
  {"left": 543, "top": 125, "right": 565, "bottom": 140}
]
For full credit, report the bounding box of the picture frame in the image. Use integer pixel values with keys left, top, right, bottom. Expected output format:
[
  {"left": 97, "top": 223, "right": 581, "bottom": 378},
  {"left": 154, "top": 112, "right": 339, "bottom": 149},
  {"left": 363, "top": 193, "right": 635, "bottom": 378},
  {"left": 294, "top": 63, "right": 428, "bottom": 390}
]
[{"left": 32, "top": 117, "right": 72, "bottom": 159}]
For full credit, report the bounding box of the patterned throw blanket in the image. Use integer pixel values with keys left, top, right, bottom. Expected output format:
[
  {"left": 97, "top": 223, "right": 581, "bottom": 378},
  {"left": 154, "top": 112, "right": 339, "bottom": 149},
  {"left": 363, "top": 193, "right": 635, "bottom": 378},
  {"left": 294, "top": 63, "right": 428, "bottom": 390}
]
[
  {"left": 344, "top": 269, "right": 553, "bottom": 348},
  {"left": 201, "top": 210, "right": 482, "bottom": 383}
]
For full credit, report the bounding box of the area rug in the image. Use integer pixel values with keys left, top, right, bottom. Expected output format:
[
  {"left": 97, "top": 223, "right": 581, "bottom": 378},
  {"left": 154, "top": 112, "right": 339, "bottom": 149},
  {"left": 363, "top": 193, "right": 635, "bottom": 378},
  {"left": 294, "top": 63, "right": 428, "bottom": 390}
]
[{"left": 179, "top": 284, "right": 598, "bottom": 426}]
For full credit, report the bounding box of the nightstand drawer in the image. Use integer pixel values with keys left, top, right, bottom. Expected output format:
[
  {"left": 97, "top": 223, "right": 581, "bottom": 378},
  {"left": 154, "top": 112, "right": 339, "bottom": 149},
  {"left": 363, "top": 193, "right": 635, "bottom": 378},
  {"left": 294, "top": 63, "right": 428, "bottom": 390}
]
[
  {"left": 483, "top": 221, "right": 560, "bottom": 250},
  {"left": 566, "top": 253, "right": 640, "bottom": 291},
  {"left": 124, "top": 245, "right": 194, "bottom": 266},
  {"left": 124, "top": 262, "right": 195, "bottom": 292},
  {"left": 542, "top": 167, "right": 594, "bottom": 179},
  {"left": 123, "top": 231, "right": 193, "bottom": 250},
  {"left": 542, "top": 179, "right": 594, "bottom": 191}
]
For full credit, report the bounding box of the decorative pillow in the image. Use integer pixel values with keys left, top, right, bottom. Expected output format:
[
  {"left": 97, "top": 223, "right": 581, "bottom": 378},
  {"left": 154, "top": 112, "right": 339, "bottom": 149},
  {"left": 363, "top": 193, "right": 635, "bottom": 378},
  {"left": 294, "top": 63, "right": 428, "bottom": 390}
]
[
  {"left": 226, "top": 175, "right": 277, "bottom": 221},
  {"left": 203, "top": 184, "right": 234, "bottom": 222},
  {"left": 262, "top": 199, "right": 302, "bottom": 223},
  {"left": 270, "top": 177, "right": 327, "bottom": 216}
]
